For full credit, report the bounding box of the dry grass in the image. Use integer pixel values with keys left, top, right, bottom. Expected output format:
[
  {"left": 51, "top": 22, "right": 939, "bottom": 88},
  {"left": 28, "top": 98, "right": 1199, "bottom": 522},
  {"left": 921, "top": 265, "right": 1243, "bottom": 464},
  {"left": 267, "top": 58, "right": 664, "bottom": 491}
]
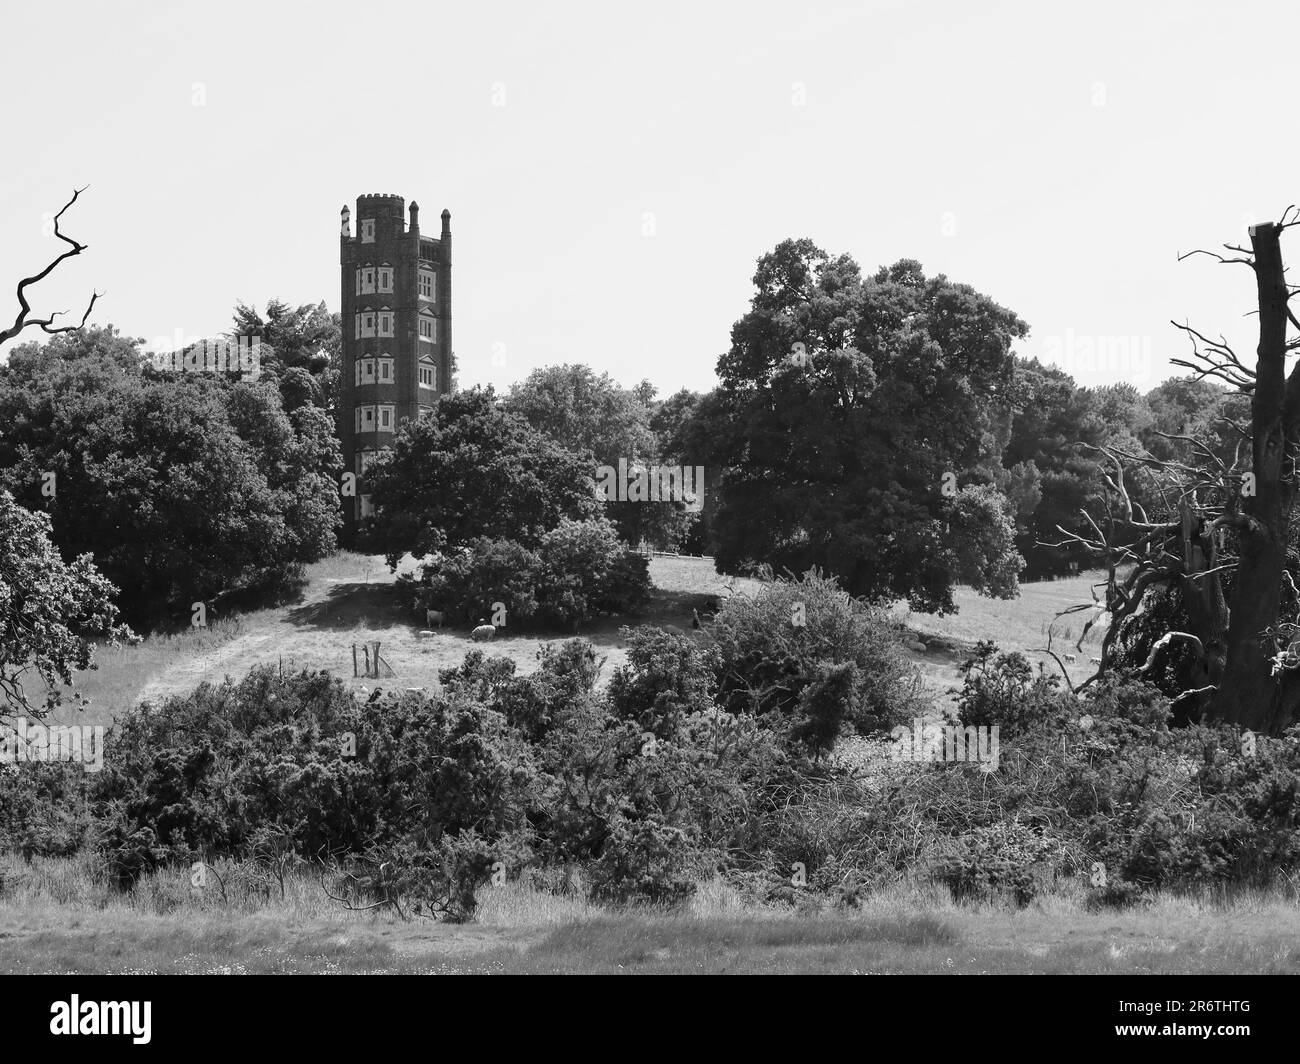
[
  {"left": 3, "top": 855, "right": 1299, "bottom": 974},
  {"left": 23, "top": 553, "right": 763, "bottom": 722}
]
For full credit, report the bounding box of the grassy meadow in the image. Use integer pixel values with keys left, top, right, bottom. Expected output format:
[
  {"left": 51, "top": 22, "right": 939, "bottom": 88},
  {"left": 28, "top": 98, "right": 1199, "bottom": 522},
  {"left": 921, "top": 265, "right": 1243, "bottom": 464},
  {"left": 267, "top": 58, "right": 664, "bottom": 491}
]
[
  {"left": 2, "top": 854, "right": 1297, "bottom": 974},
  {"left": 13, "top": 554, "right": 1279, "bottom": 977},
  {"left": 34, "top": 551, "right": 1102, "bottom": 728}
]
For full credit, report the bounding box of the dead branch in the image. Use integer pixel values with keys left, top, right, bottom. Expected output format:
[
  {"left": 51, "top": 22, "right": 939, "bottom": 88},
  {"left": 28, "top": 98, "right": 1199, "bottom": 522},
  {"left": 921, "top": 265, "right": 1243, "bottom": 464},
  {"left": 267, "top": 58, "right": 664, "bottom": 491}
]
[{"left": 0, "top": 187, "right": 101, "bottom": 346}]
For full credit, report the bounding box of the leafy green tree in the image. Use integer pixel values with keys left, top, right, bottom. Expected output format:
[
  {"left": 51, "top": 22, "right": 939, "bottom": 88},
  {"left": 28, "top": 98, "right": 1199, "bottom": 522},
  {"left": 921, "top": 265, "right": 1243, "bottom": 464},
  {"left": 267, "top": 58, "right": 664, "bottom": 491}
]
[
  {"left": 231, "top": 299, "right": 340, "bottom": 411},
  {"left": 709, "top": 241, "right": 1028, "bottom": 611},
  {"left": 507, "top": 364, "right": 687, "bottom": 546},
  {"left": 364, "top": 387, "right": 601, "bottom": 565},
  {"left": 0, "top": 336, "right": 341, "bottom": 629},
  {"left": 0, "top": 490, "right": 134, "bottom": 718}
]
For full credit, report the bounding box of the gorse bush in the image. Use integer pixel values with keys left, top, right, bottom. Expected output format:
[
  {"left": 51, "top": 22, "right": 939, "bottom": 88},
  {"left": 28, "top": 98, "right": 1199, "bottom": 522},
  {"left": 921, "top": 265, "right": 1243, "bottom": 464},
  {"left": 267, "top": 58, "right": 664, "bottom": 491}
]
[
  {"left": 708, "top": 569, "right": 923, "bottom": 751},
  {"left": 953, "top": 640, "right": 1072, "bottom": 738},
  {"left": 9, "top": 614, "right": 1300, "bottom": 918}
]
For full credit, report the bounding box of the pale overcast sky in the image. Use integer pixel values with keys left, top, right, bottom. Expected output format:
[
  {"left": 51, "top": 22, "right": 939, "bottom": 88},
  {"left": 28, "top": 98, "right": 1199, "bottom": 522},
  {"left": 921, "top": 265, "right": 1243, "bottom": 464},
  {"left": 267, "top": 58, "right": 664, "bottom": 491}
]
[{"left": 0, "top": 0, "right": 1295, "bottom": 396}]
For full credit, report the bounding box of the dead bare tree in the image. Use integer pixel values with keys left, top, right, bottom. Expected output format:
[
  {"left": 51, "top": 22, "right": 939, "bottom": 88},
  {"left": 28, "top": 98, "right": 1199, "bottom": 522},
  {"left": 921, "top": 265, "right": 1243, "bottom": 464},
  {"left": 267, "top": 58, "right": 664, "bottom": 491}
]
[
  {"left": 0, "top": 187, "right": 100, "bottom": 346},
  {"left": 1042, "top": 211, "right": 1300, "bottom": 733}
]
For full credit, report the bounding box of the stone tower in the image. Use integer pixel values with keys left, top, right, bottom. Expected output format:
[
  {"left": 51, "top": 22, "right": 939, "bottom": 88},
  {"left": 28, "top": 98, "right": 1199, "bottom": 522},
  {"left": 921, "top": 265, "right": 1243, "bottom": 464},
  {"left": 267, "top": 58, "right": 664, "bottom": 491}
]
[{"left": 338, "top": 193, "right": 452, "bottom": 538}]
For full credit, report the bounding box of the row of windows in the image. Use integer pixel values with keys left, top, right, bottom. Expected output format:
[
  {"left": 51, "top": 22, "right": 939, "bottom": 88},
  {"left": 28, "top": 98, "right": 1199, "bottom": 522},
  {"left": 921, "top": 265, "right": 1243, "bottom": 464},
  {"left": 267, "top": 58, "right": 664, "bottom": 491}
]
[
  {"left": 353, "top": 400, "right": 437, "bottom": 440},
  {"left": 355, "top": 360, "right": 439, "bottom": 389},
  {"left": 355, "top": 310, "right": 394, "bottom": 339},
  {"left": 354, "top": 311, "right": 437, "bottom": 341},
  {"left": 355, "top": 357, "right": 394, "bottom": 386},
  {"left": 354, "top": 404, "right": 396, "bottom": 433},
  {"left": 354, "top": 266, "right": 437, "bottom": 300},
  {"left": 356, "top": 266, "right": 393, "bottom": 295}
]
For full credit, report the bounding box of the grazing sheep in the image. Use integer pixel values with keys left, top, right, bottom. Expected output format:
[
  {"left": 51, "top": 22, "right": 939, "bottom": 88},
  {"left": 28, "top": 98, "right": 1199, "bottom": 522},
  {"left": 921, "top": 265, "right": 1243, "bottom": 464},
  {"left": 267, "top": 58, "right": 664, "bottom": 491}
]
[
  {"left": 416, "top": 630, "right": 435, "bottom": 640},
  {"left": 1063, "top": 654, "right": 1077, "bottom": 663},
  {"left": 425, "top": 609, "right": 445, "bottom": 628},
  {"left": 1089, "top": 657, "right": 1102, "bottom": 665},
  {"left": 471, "top": 618, "right": 496, "bottom": 642}
]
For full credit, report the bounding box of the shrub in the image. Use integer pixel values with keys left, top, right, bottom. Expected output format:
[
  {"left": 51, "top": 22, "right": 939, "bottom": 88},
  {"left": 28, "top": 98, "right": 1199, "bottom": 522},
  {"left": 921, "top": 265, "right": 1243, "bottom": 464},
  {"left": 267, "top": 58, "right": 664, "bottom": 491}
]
[
  {"left": 954, "top": 640, "right": 1072, "bottom": 737},
  {"left": 608, "top": 626, "right": 718, "bottom": 739},
  {"left": 537, "top": 516, "right": 650, "bottom": 626},
  {"left": 708, "top": 569, "right": 921, "bottom": 747}
]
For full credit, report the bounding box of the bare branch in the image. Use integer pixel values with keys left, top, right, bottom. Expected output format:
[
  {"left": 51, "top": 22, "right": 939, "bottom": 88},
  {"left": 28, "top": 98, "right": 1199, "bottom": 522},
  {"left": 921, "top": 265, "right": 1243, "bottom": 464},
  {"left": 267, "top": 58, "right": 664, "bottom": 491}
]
[{"left": 0, "top": 187, "right": 101, "bottom": 346}]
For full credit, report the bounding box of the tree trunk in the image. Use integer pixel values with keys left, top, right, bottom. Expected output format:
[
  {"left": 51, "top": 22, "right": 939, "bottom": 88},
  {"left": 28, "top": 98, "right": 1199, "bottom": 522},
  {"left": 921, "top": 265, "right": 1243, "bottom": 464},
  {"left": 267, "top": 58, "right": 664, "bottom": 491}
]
[{"left": 1212, "top": 222, "right": 1295, "bottom": 733}]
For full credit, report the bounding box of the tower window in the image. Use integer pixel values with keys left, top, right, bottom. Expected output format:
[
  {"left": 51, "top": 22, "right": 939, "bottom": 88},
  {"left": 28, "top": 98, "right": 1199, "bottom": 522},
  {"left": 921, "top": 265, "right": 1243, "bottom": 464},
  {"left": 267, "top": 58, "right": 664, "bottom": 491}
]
[
  {"left": 419, "top": 316, "right": 437, "bottom": 342},
  {"left": 355, "top": 404, "right": 376, "bottom": 432},
  {"left": 356, "top": 312, "right": 376, "bottom": 339},
  {"left": 355, "top": 358, "right": 377, "bottom": 386},
  {"left": 360, "top": 219, "right": 375, "bottom": 243},
  {"left": 419, "top": 364, "right": 436, "bottom": 388},
  {"left": 357, "top": 267, "right": 375, "bottom": 295},
  {"left": 378, "top": 357, "right": 393, "bottom": 382},
  {"left": 378, "top": 312, "right": 394, "bottom": 338},
  {"left": 418, "top": 269, "right": 435, "bottom": 300},
  {"left": 378, "top": 404, "right": 395, "bottom": 431},
  {"left": 378, "top": 267, "right": 393, "bottom": 293}
]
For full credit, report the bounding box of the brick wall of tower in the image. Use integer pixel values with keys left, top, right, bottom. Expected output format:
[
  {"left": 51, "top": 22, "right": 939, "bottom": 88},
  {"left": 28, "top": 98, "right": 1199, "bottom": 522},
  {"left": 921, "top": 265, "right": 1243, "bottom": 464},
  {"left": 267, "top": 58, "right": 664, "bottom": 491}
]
[{"left": 338, "top": 193, "right": 453, "bottom": 543}]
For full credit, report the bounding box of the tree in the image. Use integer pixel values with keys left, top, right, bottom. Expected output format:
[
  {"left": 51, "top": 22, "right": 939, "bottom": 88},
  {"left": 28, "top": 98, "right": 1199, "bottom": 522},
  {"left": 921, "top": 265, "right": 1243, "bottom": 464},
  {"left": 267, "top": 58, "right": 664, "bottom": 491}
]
[
  {"left": 365, "top": 387, "right": 601, "bottom": 565},
  {"left": 0, "top": 337, "right": 341, "bottom": 629},
  {"left": 1065, "top": 213, "right": 1300, "bottom": 732},
  {"left": 0, "top": 490, "right": 133, "bottom": 719},
  {"left": 708, "top": 240, "right": 1028, "bottom": 612},
  {"left": 0, "top": 188, "right": 100, "bottom": 347},
  {"left": 231, "top": 299, "right": 340, "bottom": 411},
  {"left": 506, "top": 364, "right": 687, "bottom": 546}
]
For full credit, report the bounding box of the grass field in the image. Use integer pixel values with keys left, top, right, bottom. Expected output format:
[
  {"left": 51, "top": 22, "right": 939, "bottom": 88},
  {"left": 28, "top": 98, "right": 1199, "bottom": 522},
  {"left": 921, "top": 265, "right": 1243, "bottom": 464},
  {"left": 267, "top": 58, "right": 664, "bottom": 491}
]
[
  {"left": 34, "top": 553, "right": 1100, "bottom": 730},
  {"left": 2, "top": 857, "right": 1296, "bottom": 974},
  {"left": 31, "top": 553, "right": 764, "bottom": 730}
]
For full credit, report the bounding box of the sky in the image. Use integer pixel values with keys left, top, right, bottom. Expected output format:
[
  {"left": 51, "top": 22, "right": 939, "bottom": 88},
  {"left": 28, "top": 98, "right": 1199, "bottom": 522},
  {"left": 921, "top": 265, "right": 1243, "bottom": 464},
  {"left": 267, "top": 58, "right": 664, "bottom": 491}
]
[{"left": 1, "top": 0, "right": 1296, "bottom": 398}]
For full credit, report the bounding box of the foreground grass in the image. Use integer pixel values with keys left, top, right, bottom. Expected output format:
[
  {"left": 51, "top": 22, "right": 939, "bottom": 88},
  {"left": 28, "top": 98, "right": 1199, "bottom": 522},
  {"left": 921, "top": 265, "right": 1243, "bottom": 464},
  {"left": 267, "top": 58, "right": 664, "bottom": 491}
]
[{"left": 2, "top": 857, "right": 1298, "bottom": 974}]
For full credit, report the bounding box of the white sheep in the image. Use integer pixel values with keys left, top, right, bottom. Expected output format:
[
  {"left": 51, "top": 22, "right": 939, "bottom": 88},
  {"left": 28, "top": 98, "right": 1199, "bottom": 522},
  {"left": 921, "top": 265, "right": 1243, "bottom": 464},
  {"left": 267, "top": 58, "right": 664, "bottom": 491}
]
[
  {"left": 471, "top": 619, "right": 496, "bottom": 642},
  {"left": 425, "top": 609, "right": 444, "bottom": 628},
  {"left": 1063, "top": 654, "right": 1077, "bottom": 663},
  {"left": 1090, "top": 657, "right": 1102, "bottom": 665}
]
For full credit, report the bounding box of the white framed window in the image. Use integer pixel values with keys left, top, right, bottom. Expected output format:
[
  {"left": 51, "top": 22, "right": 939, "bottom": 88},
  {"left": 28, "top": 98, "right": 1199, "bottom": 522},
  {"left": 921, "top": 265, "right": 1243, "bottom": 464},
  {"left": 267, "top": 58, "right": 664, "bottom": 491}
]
[
  {"left": 356, "top": 312, "right": 376, "bottom": 339},
  {"left": 354, "top": 358, "right": 376, "bottom": 386},
  {"left": 419, "top": 363, "right": 436, "bottom": 388},
  {"left": 357, "top": 449, "right": 379, "bottom": 475},
  {"left": 378, "top": 404, "right": 394, "bottom": 431},
  {"left": 418, "top": 269, "right": 435, "bottom": 300},
  {"left": 378, "top": 310, "right": 394, "bottom": 338},
  {"left": 355, "top": 404, "right": 376, "bottom": 432},
  {"left": 418, "top": 315, "right": 436, "bottom": 342},
  {"left": 360, "top": 219, "right": 375, "bottom": 243},
  {"left": 378, "top": 357, "right": 393, "bottom": 382},
  {"left": 378, "top": 267, "right": 393, "bottom": 293},
  {"left": 356, "top": 267, "right": 376, "bottom": 295}
]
